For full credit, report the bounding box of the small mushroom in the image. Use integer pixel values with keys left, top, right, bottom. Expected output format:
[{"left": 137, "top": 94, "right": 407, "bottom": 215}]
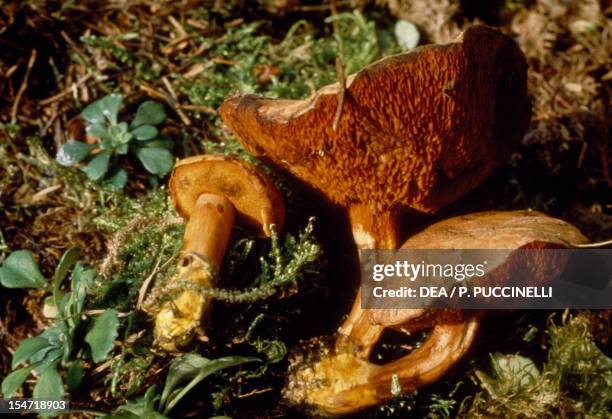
[
  {"left": 286, "top": 211, "right": 588, "bottom": 414},
  {"left": 154, "top": 155, "right": 284, "bottom": 351}
]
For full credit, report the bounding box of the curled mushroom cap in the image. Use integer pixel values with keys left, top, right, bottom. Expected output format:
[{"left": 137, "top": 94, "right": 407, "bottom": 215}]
[
  {"left": 170, "top": 155, "right": 285, "bottom": 237},
  {"left": 368, "top": 210, "right": 589, "bottom": 327},
  {"left": 220, "top": 26, "right": 531, "bottom": 220},
  {"left": 402, "top": 210, "right": 588, "bottom": 249}
]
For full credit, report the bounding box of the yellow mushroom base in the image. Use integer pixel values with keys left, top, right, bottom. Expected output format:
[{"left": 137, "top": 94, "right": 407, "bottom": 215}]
[
  {"left": 286, "top": 350, "right": 379, "bottom": 416},
  {"left": 285, "top": 318, "right": 479, "bottom": 415},
  {"left": 154, "top": 262, "right": 215, "bottom": 351}
]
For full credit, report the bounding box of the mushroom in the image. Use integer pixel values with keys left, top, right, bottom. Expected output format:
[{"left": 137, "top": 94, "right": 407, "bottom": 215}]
[
  {"left": 218, "top": 25, "right": 531, "bottom": 411},
  {"left": 154, "top": 155, "right": 284, "bottom": 351},
  {"left": 219, "top": 25, "right": 531, "bottom": 249},
  {"left": 285, "top": 210, "right": 588, "bottom": 414}
]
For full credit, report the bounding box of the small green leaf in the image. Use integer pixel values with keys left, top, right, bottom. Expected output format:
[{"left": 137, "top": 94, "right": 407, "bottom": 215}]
[
  {"left": 141, "top": 134, "right": 173, "bottom": 150},
  {"left": 83, "top": 151, "right": 111, "bottom": 181},
  {"left": 55, "top": 293, "right": 71, "bottom": 323},
  {"left": 132, "top": 124, "right": 158, "bottom": 141},
  {"left": 1, "top": 364, "right": 38, "bottom": 397},
  {"left": 56, "top": 141, "right": 94, "bottom": 166},
  {"left": 110, "top": 386, "right": 166, "bottom": 419},
  {"left": 35, "top": 346, "right": 63, "bottom": 371},
  {"left": 82, "top": 93, "right": 123, "bottom": 125},
  {"left": 28, "top": 346, "right": 55, "bottom": 368},
  {"left": 492, "top": 353, "right": 540, "bottom": 387},
  {"left": 39, "top": 327, "right": 63, "bottom": 347},
  {"left": 135, "top": 147, "right": 174, "bottom": 175},
  {"left": 104, "top": 168, "right": 128, "bottom": 190},
  {"left": 86, "top": 122, "right": 109, "bottom": 140},
  {"left": 132, "top": 101, "right": 166, "bottom": 127},
  {"left": 70, "top": 264, "right": 93, "bottom": 317},
  {"left": 85, "top": 309, "right": 119, "bottom": 363},
  {"left": 107, "top": 122, "right": 132, "bottom": 146},
  {"left": 42, "top": 295, "right": 58, "bottom": 318},
  {"left": 116, "top": 143, "right": 129, "bottom": 155},
  {"left": 12, "top": 337, "right": 51, "bottom": 369},
  {"left": 53, "top": 247, "right": 80, "bottom": 292},
  {"left": 67, "top": 360, "right": 84, "bottom": 390},
  {"left": 161, "top": 355, "right": 258, "bottom": 415},
  {"left": 160, "top": 354, "right": 211, "bottom": 407},
  {"left": 100, "top": 139, "right": 114, "bottom": 150},
  {"left": 0, "top": 250, "right": 47, "bottom": 289},
  {"left": 33, "top": 363, "right": 64, "bottom": 402}
]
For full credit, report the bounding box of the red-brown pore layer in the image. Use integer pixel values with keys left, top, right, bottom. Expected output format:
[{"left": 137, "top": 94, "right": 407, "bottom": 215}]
[{"left": 219, "top": 26, "right": 531, "bottom": 218}]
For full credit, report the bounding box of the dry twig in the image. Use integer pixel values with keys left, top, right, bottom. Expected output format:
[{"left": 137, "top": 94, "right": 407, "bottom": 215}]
[
  {"left": 332, "top": 56, "right": 346, "bottom": 131},
  {"left": 11, "top": 49, "right": 37, "bottom": 122}
]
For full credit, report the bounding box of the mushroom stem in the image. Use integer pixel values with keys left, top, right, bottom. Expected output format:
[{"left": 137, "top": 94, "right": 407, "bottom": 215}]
[
  {"left": 348, "top": 205, "right": 400, "bottom": 250},
  {"left": 182, "top": 193, "right": 236, "bottom": 268},
  {"left": 373, "top": 316, "right": 479, "bottom": 388},
  {"left": 335, "top": 290, "right": 385, "bottom": 358},
  {"left": 154, "top": 193, "right": 235, "bottom": 351},
  {"left": 292, "top": 210, "right": 480, "bottom": 414},
  {"left": 300, "top": 316, "right": 479, "bottom": 416},
  {"left": 336, "top": 207, "right": 400, "bottom": 356}
]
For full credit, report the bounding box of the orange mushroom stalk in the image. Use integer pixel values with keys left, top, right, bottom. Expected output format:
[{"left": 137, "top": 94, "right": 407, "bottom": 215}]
[
  {"left": 154, "top": 155, "right": 284, "bottom": 351},
  {"left": 219, "top": 26, "right": 532, "bottom": 413}
]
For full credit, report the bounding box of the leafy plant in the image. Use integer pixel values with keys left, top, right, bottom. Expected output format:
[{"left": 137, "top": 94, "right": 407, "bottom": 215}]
[
  {"left": 56, "top": 94, "right": 174, "bottom": 189},
  {"left": 110, "top": 354, "right": 257, "bottom": 418},
  {"left": 0, "top": 248, "right": 119, "bottom": 404}
]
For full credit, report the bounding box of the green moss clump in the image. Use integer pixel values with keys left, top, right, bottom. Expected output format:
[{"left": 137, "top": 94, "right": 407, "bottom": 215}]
[
  {"left": 178, "top": 10, "right": 398, "bottom": 115},
  {"left": 154, "top": 217, "right": 322, "bottom": 306},
  {"left": 81, "top": 33, "right": 161, "bottom": 83},
  {"left": 462, "top": 312, "right": 612, "bottom": 418}
]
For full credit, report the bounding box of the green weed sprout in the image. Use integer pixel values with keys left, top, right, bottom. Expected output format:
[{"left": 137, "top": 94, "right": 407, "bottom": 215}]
[
  {"left": 109, "top": 353, "right": 257, "bottom": 418},
  {"left": 0, "top": 248, "right": 119, "bottom": 408},
  {"left": 56, "top": 94, "right": 174, "bottom": 189}
]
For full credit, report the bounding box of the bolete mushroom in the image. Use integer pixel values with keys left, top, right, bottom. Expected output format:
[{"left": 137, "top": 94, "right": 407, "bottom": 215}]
[
  {"left": 218, "top": 25, "right": 531, "bottom": 411},
  {"left": 219, "top": 25, "right": 531, "bottom": 249},
  {"left": 285, "top": 210, "right": 588, "bottom": 414},
  {"left": 154, "top": 155, "right": 284, "bottom": 351}
]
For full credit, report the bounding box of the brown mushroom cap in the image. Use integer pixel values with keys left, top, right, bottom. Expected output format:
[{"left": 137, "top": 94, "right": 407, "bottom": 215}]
[
  {"left": 170, "top": 155, "right": 284, "bottom": 237},
  {"left": 219, "top": 25, "right": 530, "bottom": 217}
]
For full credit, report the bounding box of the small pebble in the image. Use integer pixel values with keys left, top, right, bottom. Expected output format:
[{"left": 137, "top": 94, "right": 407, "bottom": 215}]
[{"left": 395, "top": 20, "right": 420, "bottom": 50}]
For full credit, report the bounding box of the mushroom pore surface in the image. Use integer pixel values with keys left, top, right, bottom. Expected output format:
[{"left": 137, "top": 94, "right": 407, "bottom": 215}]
[{"left": 219, "top": 26, "right": 531, "bottom": 216}]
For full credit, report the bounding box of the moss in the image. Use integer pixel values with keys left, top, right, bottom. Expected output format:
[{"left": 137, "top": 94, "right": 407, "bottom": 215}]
[
  {"left": 81, "top": 33, "right": 161, "bottom": 83},
  {"left": 151, "top": 217, "right": 322, "bottom": 307},
  {"left": 461, "top": 312, "right": 612, "bottom": 418},
  {"left": 179, "top": 11, "right": 397, "bottom": 110}
]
